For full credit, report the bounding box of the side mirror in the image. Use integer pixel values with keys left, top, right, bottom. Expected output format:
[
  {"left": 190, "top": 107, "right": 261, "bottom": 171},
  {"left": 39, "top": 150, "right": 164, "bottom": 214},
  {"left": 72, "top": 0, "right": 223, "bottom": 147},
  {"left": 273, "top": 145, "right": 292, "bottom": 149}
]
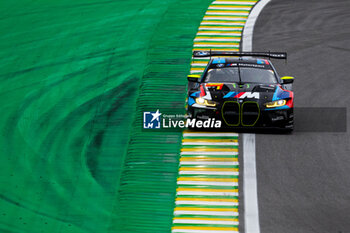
[
  {"left": 187, "top": 74, "right": 201, "bottom": 82},
  {"left": 281, "top": 76, "right": 294, "bottom": 84}
]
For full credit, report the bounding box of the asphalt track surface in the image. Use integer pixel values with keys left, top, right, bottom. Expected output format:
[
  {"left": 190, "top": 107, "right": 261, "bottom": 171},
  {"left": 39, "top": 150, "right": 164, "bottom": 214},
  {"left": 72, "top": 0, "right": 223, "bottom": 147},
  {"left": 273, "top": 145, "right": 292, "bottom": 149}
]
[{"left": 251, "top": 0, "right": 350, "bottom": 232}]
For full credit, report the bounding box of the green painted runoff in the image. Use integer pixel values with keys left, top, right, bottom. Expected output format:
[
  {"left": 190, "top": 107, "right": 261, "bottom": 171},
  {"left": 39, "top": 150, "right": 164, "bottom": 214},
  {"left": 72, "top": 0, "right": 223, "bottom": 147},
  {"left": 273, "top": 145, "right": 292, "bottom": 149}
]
[{"left": 0, "top": 0, "right": 212, "bottom": 232}]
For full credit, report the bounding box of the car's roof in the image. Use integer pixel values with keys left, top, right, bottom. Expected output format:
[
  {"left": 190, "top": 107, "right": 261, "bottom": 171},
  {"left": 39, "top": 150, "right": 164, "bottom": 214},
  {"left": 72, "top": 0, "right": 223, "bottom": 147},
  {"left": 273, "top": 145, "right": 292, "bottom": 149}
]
[{"left": 209, "top": 57, "right": 273, "bottom": 70}]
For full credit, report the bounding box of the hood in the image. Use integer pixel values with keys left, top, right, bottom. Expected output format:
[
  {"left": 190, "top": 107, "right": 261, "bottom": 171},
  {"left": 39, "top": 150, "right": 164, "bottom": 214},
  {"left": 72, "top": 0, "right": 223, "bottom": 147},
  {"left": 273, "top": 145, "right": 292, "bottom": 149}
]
[{"left": 204, "top": 83, "right": 278, "bottom": 102}]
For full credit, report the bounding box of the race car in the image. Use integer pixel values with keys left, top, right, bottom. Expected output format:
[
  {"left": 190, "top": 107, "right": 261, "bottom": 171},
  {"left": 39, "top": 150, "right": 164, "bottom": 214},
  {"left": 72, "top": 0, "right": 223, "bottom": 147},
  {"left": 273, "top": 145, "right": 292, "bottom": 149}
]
[{"left": 187, "top": 50, "right": 294, "bottom": 131}]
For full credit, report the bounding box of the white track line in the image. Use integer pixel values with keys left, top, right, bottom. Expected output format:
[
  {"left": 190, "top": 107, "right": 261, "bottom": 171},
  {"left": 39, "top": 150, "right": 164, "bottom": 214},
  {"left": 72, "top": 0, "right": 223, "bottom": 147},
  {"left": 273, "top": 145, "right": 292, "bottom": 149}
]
[
  {"left": 174, "top": 211, "right": 238, "bottom": 216},
  {"left": 198, "top": 27, "right": 243, "bottom": 31},
  {"left": 201, "top": 22, "right": 245, "bottom": 26},
  {"left": 194, "top": 38, "right": 241, "bottom": 42},
  {"left": 180, "top": 151, "right": 238, "bottom": 155},
  {"left": 183, "top": 133, "right": 238, "bottom": 137},
  {"left": 182, "top": 142, "right": 238, "bottom": 145},
  {"left": 191, "top": 64, "right": 207, "bottom": 67},
  {"left": 212, "top": 1, "right": 256, "bottom": 5},
  {"left": 191, "top": 57, "right": 211, "bottom": 60},
  {"left": 177, "top": 180, "right": 238, "bottom": 186},
  {"left": 172, "top": 229, "right": 238, "bottom": 233},
  {"left": 177, "top": 191, "right": 238, "bottom": 196},
  {"left": 196, "top": 32, "right": 242, "bottom": 36},
  {"left": 179, "top": 161, "right": 239, "bottom": 165},
  {"left": 173, "top": 219, "right": 239, "bottom": 225},
  {"left": 179, "top": 171, "right": 239, "bottom": 176},
  {"left": 203, "top": 16, "right": 247, "bottom": 20},
  {"left": 242, "top": 1, "right": 271, "bottom": 233},
  {"left": 176, "top": 200, "right": 238, "bottom": 206},
  {"left": 191, "top": 70, "right": 204, "bottom": 74},
  {"left": 194, "top": 44, "right": 239, "bottom": 48},
  {"left": 242, "top": 0, "right": 270, "bottom": 51},
  {"left": 209, "top": 7, "right": 252, "bottom": 10},
  {"left": 243, "top": 134, "right": 259, "bottom": 233},
  {"left": 206, "top": 12, "right": 249, "bottom": 16}
]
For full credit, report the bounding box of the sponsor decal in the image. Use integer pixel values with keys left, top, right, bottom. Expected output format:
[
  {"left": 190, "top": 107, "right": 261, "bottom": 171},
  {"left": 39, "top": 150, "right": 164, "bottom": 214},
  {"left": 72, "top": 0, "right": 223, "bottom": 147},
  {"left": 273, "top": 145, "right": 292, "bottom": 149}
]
[
  {"left": 226, "top": 63, "right": 266, "bottom": 68},
  {"left": 194, "top": 51, "right": 210, "bottom": 56},
  {"left": 257, "top": 59, "right": 269, "bottom": 65},
  {"left": 206, "top": 83, "right": 224, "bottom": 90},
  {"left": 271, "top": 116, "right": 284, "bottom": 121},
  {"left": 236, "top": 92, "right": 260, "bottom": 99},
  {"left": 199, "top": 84, "right": 206, "bottom": 97},
  {"left": 212, "top": 58, "right": 225, "bottom": 64},
  {"left": 224, "top": 92, "right": 260, "bottom": 99}
]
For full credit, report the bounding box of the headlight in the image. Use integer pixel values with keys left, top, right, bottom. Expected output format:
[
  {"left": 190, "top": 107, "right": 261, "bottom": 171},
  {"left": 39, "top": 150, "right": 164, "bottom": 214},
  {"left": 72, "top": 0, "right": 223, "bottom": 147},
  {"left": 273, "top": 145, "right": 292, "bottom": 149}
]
[
  {"left": 195, "top": 97, "right": 217, "bottom": 107},
  {"left": 265, "top": 99, "right": 286, "bottom": 108}
]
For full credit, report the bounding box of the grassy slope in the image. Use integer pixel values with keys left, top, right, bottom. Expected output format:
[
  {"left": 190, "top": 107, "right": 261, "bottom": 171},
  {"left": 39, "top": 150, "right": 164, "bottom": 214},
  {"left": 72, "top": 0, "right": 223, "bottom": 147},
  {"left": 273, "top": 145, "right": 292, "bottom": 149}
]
[
  {"left": 110, "top": 1, "right": 213, "bottom": 232},
  {"left": 0, "top": 0, "right": 210, "bottom": 232}
]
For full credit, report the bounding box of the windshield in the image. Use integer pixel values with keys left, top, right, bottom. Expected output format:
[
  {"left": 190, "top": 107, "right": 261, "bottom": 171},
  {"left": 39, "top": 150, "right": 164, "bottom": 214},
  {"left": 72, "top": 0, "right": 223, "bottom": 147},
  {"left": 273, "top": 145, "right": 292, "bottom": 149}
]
[
  {"left": 205, "top": 68, "right": 240, "bottom": 82},
  {"left": 205, "top": 67, "right": 277, "bottom": 84}
]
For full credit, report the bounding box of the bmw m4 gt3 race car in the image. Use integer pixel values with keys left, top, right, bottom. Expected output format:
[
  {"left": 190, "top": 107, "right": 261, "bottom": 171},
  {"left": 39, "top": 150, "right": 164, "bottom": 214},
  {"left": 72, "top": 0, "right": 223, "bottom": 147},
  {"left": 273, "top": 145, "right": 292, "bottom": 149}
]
[{"left": 187, "top": 50, "right": 294, "bottom": 131}]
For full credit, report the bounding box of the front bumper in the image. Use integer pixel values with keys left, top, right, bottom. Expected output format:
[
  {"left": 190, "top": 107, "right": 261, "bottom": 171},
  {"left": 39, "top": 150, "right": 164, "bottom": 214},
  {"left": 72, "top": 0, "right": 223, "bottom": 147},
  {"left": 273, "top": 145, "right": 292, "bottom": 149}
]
[{"left": 188, "top": 102, "right": 293, "bottom": 129}]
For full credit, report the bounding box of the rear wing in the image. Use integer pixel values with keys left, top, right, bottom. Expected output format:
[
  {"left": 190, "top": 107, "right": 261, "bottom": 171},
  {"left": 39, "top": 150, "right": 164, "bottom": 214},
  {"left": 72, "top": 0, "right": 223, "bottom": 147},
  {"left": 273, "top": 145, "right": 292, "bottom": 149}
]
[{"left": 193, "top": 50, "right": 287, "bottom": 59}]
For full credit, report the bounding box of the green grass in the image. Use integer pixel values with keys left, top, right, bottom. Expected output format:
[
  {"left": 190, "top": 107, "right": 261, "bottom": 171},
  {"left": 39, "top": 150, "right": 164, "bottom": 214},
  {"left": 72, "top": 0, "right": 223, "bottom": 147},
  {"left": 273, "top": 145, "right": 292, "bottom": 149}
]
[{"left": 0, "top": 0, "right": 211, "bottom": 232}]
